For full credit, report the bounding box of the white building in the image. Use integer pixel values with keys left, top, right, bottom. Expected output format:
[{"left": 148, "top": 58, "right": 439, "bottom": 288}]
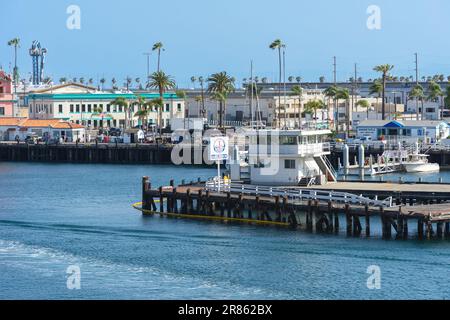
[
  {"left": 26, "top": 83, "right": 186, "bottom": 129},
  {"left": 0, "top": 118, "right": 85, "bottom": 142},
  {"left": 356, "top": 120, "right": 450, "bottom": 144}
]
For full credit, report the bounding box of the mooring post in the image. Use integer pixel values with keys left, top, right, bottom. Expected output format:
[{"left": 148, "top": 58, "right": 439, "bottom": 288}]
[
  {"left": 418, "top": 218, "right": 424, "bottom": 240},
  {"left": 345, "top": 204, "right": 352, "bottom": 236},
  {"left": 426, "top": 220, "right": 433, "bottom": 240},
  {"left": 158, "top": 186, "right": 164, "bottom": 214},
  {"left": 365, "top": 204, "right": 370, "bottom": 237},
  {"left": 307, "top": 200, "right": 313, "bottom": 232},
  {"left": 186, "top": 188, "right": 191, "bottom": 214},
  {"left": 436, "top": 222, "right": 443, "bottom": 239},
  {"left": 205, "top": 190, "right": 211, "bottom": 215},
  {"left": 275, "top": 196, "right": 281, "bottom": 222},
  {"left": 282, "top": 196, "right": 288, "bottom": 223},
  {"left": 380, "top": 206, "right": 388, "bottom": 239},
  {"left": 142, "top": 176, "right": 151, "bottom": 211},
  {"left": 403, "top": 217, "right": 408, "bottom": 239},
  {"left": 255, "top": 196, "right": 260, "bottom": 220},
  {"left": 334, "top": 208, "right": 339, "bottom": 234},
  {"left": 227, "top": 192, "right": 232, "bottom": 218},
  {"left": 327, "top": 202, "right": 333, "bottom": 233},
  {"left": 172, "top": 187, "right": 178, "bottom": 213},
  {"left": 445, "top": 222, "right": 450, "bottom": 238},
  {"left": 197, "top": 190, "right": 203, "bottom": 214}
]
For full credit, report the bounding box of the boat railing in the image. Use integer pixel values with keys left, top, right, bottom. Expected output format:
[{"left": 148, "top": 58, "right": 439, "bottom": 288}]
[{"left": 205, "top": 181, "right": 393, "bottom": 208}]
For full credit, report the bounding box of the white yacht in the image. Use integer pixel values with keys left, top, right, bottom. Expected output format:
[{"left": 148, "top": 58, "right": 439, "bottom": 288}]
[
  {"left": 403, "top": 153, "right": 440, "bottom": 173},
  {"left": 228, "top": 128, "right": 336, "bottom": 186}
]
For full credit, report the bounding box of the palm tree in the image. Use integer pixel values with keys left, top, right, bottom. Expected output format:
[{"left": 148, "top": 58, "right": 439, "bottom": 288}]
[
  {"left": 147, "top": 71, "right": 176, "bottom": 135},
  {"left": 135, "top": 78, "right": 141, "bottom": 90},
  {"left": 152, "top": 42, "right": 164, "bottom": 72},
  {"left": 290, "top": 85, "right": 303, "bottom": 128},
  {"left": 88, "top": 78, "right": 94, "bottom": 86},
  {"left": 427, "top": 81, "right": 444, "bottom": 119},
  {"left": 79, "top": 77, "right": 85, "bottom": 84},
  {"left": 296, "top": 76, "right": 302, "bottom": 84},
  {"left": 373, "top": 64, "right": 394, "bottom": 120},
  {"left": 369, "top": 80, "right": 382, "bottom": 118},
  {"left": 261, "top": 77, "right": 268, "bottom": 84},
  {"left": 111, "top": 78, "right": 117, "bottom": 90},
  {"left": 409, "top": 84, "right": 425, "bottom": 120},
  {"left": 324, "top": 85, "right": 338, "bottom": 131},
  {"left": 7, "top": 38, "right": 20, "bottom": 85},
  {"left": 304, "top": 100, "right": 325, "bottom": 127},
  {"left": 356, "top": 99, "right": 370, "bottom": 120},
  {"left": 319, "top": 76, "right": 325, "bottom": 83},
  {"left": 100, "top": 78, "right": 106, "bottom": 90},
  {"left": 125, "top": 77, "right": 132, "bottom": 91},
  {"left": 288, "top": 76, "right": 294, "bottom": 83},
  {"left": 110, "top": 97, "right": 129, "bottom": 130},
  {"left": 92, "top": 104, "right": 106, "bottom": 128},
  {"left": 72, "top": 77, "right": 78, "bottom": 83},
  {"left": 59, "top": 77, "right": 67, "bottom": 84},
  {"left": 207, "top": 71, "right": 235, "bottom": 130},
  {"left": 198, "top": 76, "right": 206, "bottom": 118},
  {"left": 335, "top": 87, "right": 350, "bottom": 134},
  {"left": 190, "top": 76, "right": 197, "bottom": 89},
  {"left": 269, "top": 39, "right": 285, "bottom": 128}
]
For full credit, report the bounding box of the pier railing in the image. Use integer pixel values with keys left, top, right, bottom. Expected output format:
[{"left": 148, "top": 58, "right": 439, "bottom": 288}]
[{"left": 205, "top": 181, "right": 393, "bottom": 208}]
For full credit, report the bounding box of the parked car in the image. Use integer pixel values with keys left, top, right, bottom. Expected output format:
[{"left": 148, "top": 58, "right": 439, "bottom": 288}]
[{"left": 25, "top": 134, "right": 42, "bottom": 144}]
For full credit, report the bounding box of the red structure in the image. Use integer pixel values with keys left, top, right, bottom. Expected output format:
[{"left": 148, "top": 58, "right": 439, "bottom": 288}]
[{"left": 0, "top": 70, "right": 14, "bottom": 117}]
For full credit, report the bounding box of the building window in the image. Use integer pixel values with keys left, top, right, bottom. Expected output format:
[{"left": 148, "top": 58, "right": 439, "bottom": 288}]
[
  {"left": 0, "top": 107, "right": 4, "bottom": 115},
  {"left": 70, "top": 104, "right": 74, "bottom": 113},
  {"left": 284, "top": 159, "right": 296, "bottom": 169},
  {"left": 165, "top": 104, "right": 170, "bottom": 112},
  {"left": 82, "top": 104, "right": 86, "bottom": 112},
  {"left": 58, "top": 104, "right": 63, "bottom": 113},
  {"left": 426, "top": 108, "right": 435, "bottom": 113},
  {"left": 177, "top": 103, "right": 182, "bottom": 112},
  {"left": 76, "top": 104, "right": 80, "bottom": 113},
  {"left": 106, "top": 104, "right": 110, "bottom": 112},
  {"left": 88, "top": 104, "right": 92, "bottom": 112}
]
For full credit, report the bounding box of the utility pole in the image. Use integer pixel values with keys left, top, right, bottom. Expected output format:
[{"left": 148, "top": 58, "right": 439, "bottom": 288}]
[
  {"left": 414, "top": 53, "right": 419, "bottom": 119},
  {"left": 333, "top": 56, "right": 338, "bottom": 132},
  {"left": 414, "top": 53, "right": 419, "bottom": 85},
  {"left": 333, "top": 56, "right": 337, "bottom": 85},
  {"left": 143, "top": 52, "right": 151, "bottom": 83},
  {"left": 283, "top": 48, "right": 287, "bottom": 128},
  {"left": 250, "top": 61, "right": 254, "bottom": 125}
]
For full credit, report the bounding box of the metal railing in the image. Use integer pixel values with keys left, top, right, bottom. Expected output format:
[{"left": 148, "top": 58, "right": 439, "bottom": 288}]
[{"left": 205, "top": 181, "right": 393, "bottom": 207}]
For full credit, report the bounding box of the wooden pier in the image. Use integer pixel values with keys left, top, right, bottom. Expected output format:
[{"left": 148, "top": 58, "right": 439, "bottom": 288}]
[{"left": 140, "top": 177, "right": 450, "bottom": 240}]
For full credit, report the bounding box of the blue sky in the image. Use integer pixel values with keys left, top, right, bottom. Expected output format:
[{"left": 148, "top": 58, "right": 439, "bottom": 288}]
[{"left": 1, "top": 0, "right": 450, "bottom": 87}]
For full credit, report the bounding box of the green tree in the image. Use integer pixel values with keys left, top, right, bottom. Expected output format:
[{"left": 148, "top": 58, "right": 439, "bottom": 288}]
[
  {"left": 100, "top": 78, "right": 106, "bottom": 90},
  {"left": 369, "top": 80, "right": 382, "bottom": 118},
  {"left": 304, "top": 100, "right": 325, "bottom": 127},
  {"left": 335, "top": 87, "right": 350, "bottom": 134},
  {"left": 290, "top": 85, "right": 303, "bottom": 128},
  {"left": 147, "top": 71, "right": 176, "bottom": 135},
  {"left": 356, "top": 99, "right": 370, "bottom": 120},
  {"left": 152, "top": 42, "right": 164, "bottom": 72},
  {"left": 7, "top": 38, "right": 20, "bottom": 85},
  {"left": 373, "top": 64, "right": 394, "bottom": 120},
  {"left": 110, "top": 97, "right": 129, "bottom": 130},
  {"left": 59, "top": 77, "right": 67, "bottom": 84},
  {"left": 324, "top": 85, "right": 338, "bottom": 130},
  {"left": 207, "top": 72, "right": 235, "bottom": 130},
  {"left": 269, "top": 39, "right": 285, "bottom": 128},
  {"left": 427, "top": 81, "right": 444, "bottom": 119},
  {"left": 409, "top": 84, "right": 425, "bottom": 120}
]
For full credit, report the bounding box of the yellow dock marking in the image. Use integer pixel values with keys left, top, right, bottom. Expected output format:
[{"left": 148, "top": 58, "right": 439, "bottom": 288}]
[{"left": 131, "top": 202, "right": 290, "bottom": 227}]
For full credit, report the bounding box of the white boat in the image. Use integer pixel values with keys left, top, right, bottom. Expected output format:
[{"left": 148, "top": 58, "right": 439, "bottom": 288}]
[{"left": 402, "top": 154, "right": 440, "bottom": 173}]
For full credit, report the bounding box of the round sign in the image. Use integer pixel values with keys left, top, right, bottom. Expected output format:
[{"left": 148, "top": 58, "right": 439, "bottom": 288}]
[{"left": 213, "top": 138, "right": 226, "bottom": 154}]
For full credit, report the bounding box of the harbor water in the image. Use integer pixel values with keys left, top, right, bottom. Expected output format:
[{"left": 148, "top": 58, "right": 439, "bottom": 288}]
[{"left": 1, "top": 163, "right": 450, "bottom": 300}]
